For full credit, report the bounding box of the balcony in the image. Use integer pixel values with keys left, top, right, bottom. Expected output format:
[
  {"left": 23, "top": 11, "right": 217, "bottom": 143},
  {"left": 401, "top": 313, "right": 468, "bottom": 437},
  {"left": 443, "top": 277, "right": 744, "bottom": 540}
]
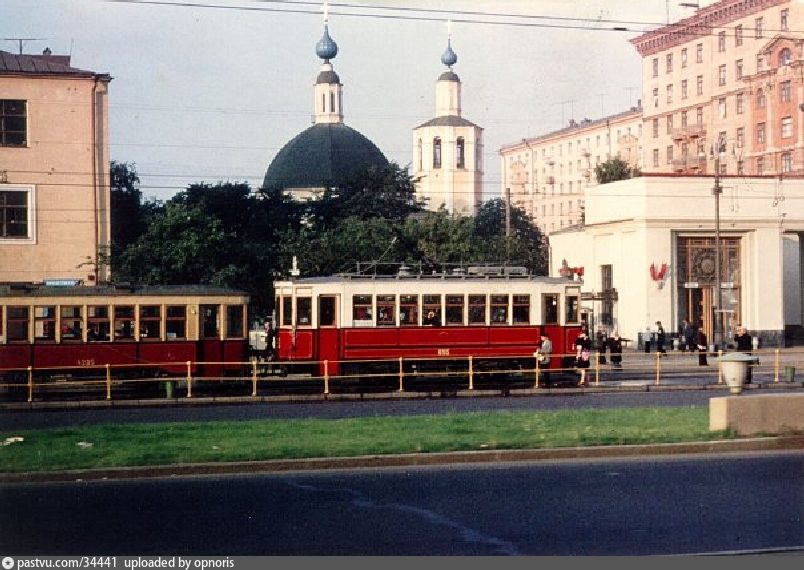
[
  {"left": 671, "top": 124, "right": 707, "bottom": 141},
  {"left": 671, "top": 156, "right": 706, "bottom": 172}
]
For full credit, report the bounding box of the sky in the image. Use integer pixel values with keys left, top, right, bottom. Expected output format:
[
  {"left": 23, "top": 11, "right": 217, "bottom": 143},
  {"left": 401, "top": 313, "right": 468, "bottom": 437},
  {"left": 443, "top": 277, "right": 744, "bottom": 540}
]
[{"left": 4, "top": 0, "right": 716, "bottom": 203}]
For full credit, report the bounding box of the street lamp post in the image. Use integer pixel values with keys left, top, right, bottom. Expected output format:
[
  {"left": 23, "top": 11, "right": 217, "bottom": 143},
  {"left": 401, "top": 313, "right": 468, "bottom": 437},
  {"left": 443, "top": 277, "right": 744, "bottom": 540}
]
[{"left": 713, "top": 149, "right": 723, "bottom": 351}]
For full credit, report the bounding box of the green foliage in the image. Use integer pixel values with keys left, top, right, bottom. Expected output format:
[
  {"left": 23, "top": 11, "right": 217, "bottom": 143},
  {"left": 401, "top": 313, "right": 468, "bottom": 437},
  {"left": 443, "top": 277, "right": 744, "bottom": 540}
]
[
  {"left": 109, "top": 162, "right": 159, "bottom": 268},
  {"left": 594, "top": 157, "right": 641, "bottom": 185}
]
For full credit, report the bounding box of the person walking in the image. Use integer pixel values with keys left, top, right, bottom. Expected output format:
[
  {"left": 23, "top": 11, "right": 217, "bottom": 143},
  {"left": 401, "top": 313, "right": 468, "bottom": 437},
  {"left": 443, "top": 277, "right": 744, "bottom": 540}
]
[
  {"left": 682, "top": 319, "right": 695, "bottom": 353},
  {"left": 734, "top": 325, "right": 754, "bottom": 384},
  {"left": 535, "top": 333, "right": 553, "bottom": 387},
  {"left": 595, "top": 327, "right": 608, "bottom": 365},
  {"left": 574, "top": 330, "right": 591, "bottom": 385},
  {"left": 609, "top": 331, "right": 623, "bottom": 369},
  {"left": 696, "top": 326, "right": 708, "bottom": 366},
  {"left": 655, "top": 321, "right": 667, "bottom": 356}
]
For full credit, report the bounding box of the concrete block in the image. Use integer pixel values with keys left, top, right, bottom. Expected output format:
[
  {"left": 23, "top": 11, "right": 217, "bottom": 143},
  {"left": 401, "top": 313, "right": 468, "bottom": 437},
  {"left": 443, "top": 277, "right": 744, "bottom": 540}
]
[{"left": 710, "top": 393, "right": 804, "bottom": 435}]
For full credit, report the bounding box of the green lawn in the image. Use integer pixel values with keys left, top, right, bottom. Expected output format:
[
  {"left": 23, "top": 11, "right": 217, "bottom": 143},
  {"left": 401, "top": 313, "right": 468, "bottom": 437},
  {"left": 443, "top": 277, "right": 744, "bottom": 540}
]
[{"left": 0, "top": 407, "right": 730, "bottom": 473}]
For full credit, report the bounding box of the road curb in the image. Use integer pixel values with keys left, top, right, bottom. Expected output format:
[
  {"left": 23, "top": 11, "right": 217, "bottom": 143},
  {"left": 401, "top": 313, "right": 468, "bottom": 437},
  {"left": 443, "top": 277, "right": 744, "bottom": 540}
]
[{"left": 2, "top": 435, "right": 802, "bottom": 484}]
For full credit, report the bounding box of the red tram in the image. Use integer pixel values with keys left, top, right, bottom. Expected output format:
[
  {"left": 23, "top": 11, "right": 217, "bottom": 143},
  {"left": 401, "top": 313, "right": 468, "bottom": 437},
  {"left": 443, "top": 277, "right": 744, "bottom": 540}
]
[
  {"left": 0, "top": 284, "right": 250, "bottom": 385},
  {"left": 273, "top": 266, "right": 583, "bottom": 377}
]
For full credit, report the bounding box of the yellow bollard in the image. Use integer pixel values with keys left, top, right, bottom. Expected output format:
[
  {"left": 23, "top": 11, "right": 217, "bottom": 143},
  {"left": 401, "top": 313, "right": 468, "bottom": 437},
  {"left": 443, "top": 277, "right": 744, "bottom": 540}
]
[
  {"left": 106, "top": 364, "right": 112, "bottom": 400},
  {"left": 468, "top": 355, "right": 474, "bottom": 391},
  {"left": 27, "top": 366, "right": 33, "bottom": 403},
  {"left": 323, "top": 360, "right": 329, "bottom": 395},
  {"left": 774, "top": 349, "right": 780, "bottom": 383},
  {"left": 186, "top": 361, "right": 193, "bottom": 398},
  {"left": 398, "top": 357, "right": 404, "bottom": 392},
  {"left": 251, "top": 359, "right": 258, "bottom": 397},
  {"left": 655, "top": 352, "right": 661, "bottom": 385}
]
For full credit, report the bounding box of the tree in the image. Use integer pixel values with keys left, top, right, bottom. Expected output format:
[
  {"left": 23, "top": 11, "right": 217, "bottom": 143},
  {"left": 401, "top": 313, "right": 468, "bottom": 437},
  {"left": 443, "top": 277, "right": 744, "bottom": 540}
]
[
  {"left": 594, "top": 157, "right": 640, "bottom": 185},
  {"left": 109, "top": 161, "right": 159, "bottom": 268}
]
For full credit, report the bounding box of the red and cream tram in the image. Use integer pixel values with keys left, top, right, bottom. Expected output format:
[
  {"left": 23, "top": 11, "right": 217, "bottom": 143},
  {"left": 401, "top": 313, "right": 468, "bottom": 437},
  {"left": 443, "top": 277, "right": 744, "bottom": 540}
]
[
  {"left": 0, "top": 284, "right": 250, "bottom": 384},
  {"left": 274, "top": 266, "right": 583, "bottom": 376}
]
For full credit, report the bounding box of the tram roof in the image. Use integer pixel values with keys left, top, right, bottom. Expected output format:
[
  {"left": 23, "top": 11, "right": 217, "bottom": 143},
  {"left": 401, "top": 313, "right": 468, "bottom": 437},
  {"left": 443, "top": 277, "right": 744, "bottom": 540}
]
[
  {"left": 0, "top": 283, "right": 249, "bottom": 299},
  {"left": 276, "top": 273, "right": 577, "bottom": 285}
]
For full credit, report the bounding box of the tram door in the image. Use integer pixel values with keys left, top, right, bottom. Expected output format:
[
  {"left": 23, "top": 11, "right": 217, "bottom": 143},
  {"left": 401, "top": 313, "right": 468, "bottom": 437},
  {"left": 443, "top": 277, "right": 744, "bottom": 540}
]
[{"left": 318, "top": 295, "right": 340, "bottom": 368}]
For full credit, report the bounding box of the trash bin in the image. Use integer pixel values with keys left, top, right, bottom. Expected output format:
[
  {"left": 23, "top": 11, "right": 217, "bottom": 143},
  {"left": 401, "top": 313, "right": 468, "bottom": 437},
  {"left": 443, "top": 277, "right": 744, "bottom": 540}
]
[
  {"left": 717, "top": 352, "right": 755, "bottom": 394},
  {"left": 164, "top": 380, "right": 175, "bottom": 399},
  {"left": 784, "top": 365, "right": 795, "bottom": 383}
]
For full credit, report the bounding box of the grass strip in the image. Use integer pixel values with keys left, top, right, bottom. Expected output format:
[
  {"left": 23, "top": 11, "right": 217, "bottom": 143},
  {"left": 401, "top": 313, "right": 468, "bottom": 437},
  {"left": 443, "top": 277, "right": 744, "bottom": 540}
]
[{"left": 0, "top": 407, "right": 731, "bottom": 473}]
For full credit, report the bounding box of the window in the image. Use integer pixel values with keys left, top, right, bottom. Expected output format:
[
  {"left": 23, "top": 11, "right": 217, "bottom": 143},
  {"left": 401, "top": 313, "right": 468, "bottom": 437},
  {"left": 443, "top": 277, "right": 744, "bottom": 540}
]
[
  {"left": 399, "top": 295, "right": 418, "bottom": 326},
  {"left": 377, "top": 294, "right": 396, "bottom": 326},
  {"left": 718, "top": 31, "right": 726, "bottom": 52},
  {"left": 226, "top": 305, "right": 244, "bottom": 338},
  {"left": 718, "top": 98, "right": 727, "bottom": 119},
  {"left": 652, "top": 87, "right": 659, "bottom": 108},
  {"left": 445, "top": 295, "right": 464, "bottom": 325},
  {"left": 432, "top": 137, "right": 441, "bottom": 169},
  {"left": 781, "top": 81, "right": 791, "bottom": 102},
  {"left": 681, "top": 79, "right": 688, "bottom": 99},
  {"left": 329, "top": 91, "right": 335, "bottom": 113},
  {"left": 666, "top": 84, "right": 673, "bottom": 104},
  {"left": 139, "top": 305, "right": 160, "bottom": 340},
  {"left": 468, "top": 295, "right": 486, "bottom": 325},
  {"left": 756, "top": 122, "right": 766, "bottom": 144},
  {"left": 757, "top": 54, "right": 765, "bottom": 72},
  {"left": 281, "top": 297, "right": 292, "bottom": 326},
  {"left": 735, "top": 24, "right": 743, "bottom": 46},
  {"left": 88, "top": 305, "right": 111, "bottom": 341},
  {"left": 490, "top": 294, "right": 508, "bottom": 324},
  {"left": 34, "top": 306, "right": 56, "bottom": 342},
  {"left": 165, "top": 306, "right": 186, "bottom": 339},
  {"left": 696, "top": 43, "right": 703, "bottom": 63},
  {"left": 296, "top": 297, "right": 311, "bottom": 326},
  {"left": 652, "top": 58, "right": 658, "bottom": 77},
  {"left": 755, "top": 17, "right": 763, "bottom": 39},
  {"left": 735, "top": 59, "right": 743, "bottom": 80},
  {"left": 666, "top": 53, "right": 673, "bottom": 73},
  {"left": 666, "top": 114, "right": 673, "bottom": 135},
  {"left": 736, "top": 92, "right": 744, "bottom": 114},
  {"left": 681, "top": 110, "right": 688, "bottom": 127},
  {"left": 352, "top": 295, "right": 372, "bottom": 322},
  {"left": 7, "top": 306, "right": 29, "bottom": 342},
  {"left": 696, "top": 75, "right": 703, "bottom": 95},
  {"left": 781, "top": 8, "right": 789, "bottom": 31},
  {"left": 736, "top": 127, "right": 744, "bottom": 148},
  {"left": 757, "top": 89, "right": 765, "bottom": 108},
  {"left": 423, "top": 295, "right": 441, "bottom": 324},
  {"left": 652, "top": 118, "right": 659, "bottom": 138},
  {"left": 0, "top": 99, "right": 26, "bottom": 146},
  {"left": 718, "top": 64, "right": 726, "bottom": 86},
  {"left": 319, "top": 296, "right": 336, "bottom": 327},
  {"left": 416, "top": 139, "right": 422, "bottom": 171},
  {"left": 565, "top": 293, "right": 579, "bottom": 324},
  {"left": 782, "top": 152, "right": 792, "bottom": 173},
  {"left": 779, "top": 48, "right": 791, "bottom": 67},
  {"left": 756, "top": 156, "right": 764, "bottom": 174},
  {"left": 0, "top": 189, "right": 30, "bottom": 239},
  {"left": 542, "top": 295, "right": 558, "bottom": 325},
  {"left": 696, "top": 107, "right": 703, "bottom": 125},
  {"left": 456, "top": 137, "right": 465, "bottom": 168},
  {"left": 652, "top": 148, "right": 659, "bottom": 167},
  {"left": 200, "top": 304, "right": 220, "bottom": 338},
  {"left": 666, "top": 145, "right": 673, "bottom": 163},
  {"left": 781, "top": 116, "right": 792, "bottom": 139},
  {"left": 114, "top": 306, "right": 135, "bottom": 339},
  {"left": 681, "top": 48, "right": 687, "bottom": 67},
  {"left": 61, "top": 306, "right": 83, "bottom": 341}
]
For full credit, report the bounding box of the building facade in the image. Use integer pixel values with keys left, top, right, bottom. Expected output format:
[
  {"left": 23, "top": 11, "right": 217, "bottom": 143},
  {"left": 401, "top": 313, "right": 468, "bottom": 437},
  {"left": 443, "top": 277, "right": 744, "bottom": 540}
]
[
  {"left": 631, "top": 0, "right": 803, "bottom": 177},
  {"left": 499, "top": 106, "right": 643, "bottom": 235},
  {"left": 0, "top": 49, "right": 111, "bottom": 284},
  {"left": 413, "top": 38, "right": 483, "bottom": 216}
]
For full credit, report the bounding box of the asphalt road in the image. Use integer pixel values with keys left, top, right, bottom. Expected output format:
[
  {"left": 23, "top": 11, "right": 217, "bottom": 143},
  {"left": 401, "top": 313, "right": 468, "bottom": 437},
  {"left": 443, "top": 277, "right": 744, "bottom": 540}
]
[
  {"left": 1, "top": 452, "right": 801, "bottom": 555},
  {"left": 0, "top": 390, "right": 784, "bottom": 430}
]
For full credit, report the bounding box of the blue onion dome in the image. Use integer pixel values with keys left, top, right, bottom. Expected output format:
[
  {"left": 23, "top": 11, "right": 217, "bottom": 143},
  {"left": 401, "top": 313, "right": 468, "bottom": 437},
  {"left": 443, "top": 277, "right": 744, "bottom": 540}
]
[
  {"left": 441, "top": 39, "right": 457, "bottom": 68},
  {"left": 316, "top": 24, "right": 338, "bottom": 62}
]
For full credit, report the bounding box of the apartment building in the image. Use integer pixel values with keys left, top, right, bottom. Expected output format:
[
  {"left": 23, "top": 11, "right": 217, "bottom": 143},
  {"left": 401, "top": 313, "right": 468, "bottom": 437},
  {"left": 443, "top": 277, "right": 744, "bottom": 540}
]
[
  {"left": 0, "top": 49, "right": 111, "bottom": 285},
  {"left": 499, "top": 105, "right": 642, "bottom": 235},
  {"left": 631, "top": 0, "right": 802, "bottom": 176}
]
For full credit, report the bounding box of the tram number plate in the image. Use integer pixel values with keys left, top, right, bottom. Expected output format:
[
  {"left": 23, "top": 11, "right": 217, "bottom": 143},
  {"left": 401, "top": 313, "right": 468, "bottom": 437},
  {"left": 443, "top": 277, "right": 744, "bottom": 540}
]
[
  {"left": 77, "top": 359, "right": 96, "bottom": 367},
  {"left": 437, "top": 348, "right": 450, "bottom": 356}
]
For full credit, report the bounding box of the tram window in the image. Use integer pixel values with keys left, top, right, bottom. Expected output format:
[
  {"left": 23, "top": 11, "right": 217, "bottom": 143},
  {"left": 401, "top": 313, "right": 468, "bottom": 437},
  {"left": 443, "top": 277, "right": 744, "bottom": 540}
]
[
  {"left": 513, "top": 295, "right": 530, "bottom": 324},
  {"left": 88, "top": 306, "right": 110, "bottom": 341},
  {"left": 201, "top": 305, "right": 220, "bottom": 338},
  {"left": 114, "top": 306, "right": 135, "bottom": 340},
  {"left": 296, "top": 297, "right": 312, "bottom": 326},
  {"left": 34, "top": 306, "right": 56, "bottom": 341},
  {"left": 399, "top": 295, "right": 418, "bottom": 326},
  {"left": 543, "top": 295, "right": 559, "bottom": 324},
  {"left": 60, "top": 306, "right": 83, "bottom": 341},
  {"left": 353, "top": 295, "right": 373, "bottom": 323},
  {"left": 468, "top": 295, "right": 486, "bottom": 324},
  {"left": 423, "top": 295, "right": 441, "bottom": 325},
  {"left": 7, "top": 306, "right": 29, "bottom": 342},
  {"left": 491, "top": 295, "right": 509, "bottom": 324},
  {"left": 139, "top": 305, "right": 161, "bottom": 340},
  {"left": 282, "top": 297, "right": 292, "bottom": 326},
  {"left": 445, "top": 295, "right": 464, "bottom": 325},
  {"left": 566, "top": 295, "right": 580, "bottom": 324},
  {"left": 166, "top": 305, "right": 186, "bottom": 339},
  {"left": 319, "top": 296, "right": 336, "bottom": 327},
  {"left": 0, "top": 306, "right": 3, "bottom": 340},
  {"left": 376, "top": 295, "right": 396, "bottom": 326},
  {"left": 226, "top": 305, "right": 244, "bottom": 338}
]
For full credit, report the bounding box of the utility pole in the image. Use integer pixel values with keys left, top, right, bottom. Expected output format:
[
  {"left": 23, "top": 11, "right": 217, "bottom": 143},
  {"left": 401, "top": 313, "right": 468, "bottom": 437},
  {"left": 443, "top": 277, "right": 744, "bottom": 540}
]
[{"left": 712, "top": 136, "right": 725, "bottom": 350}]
